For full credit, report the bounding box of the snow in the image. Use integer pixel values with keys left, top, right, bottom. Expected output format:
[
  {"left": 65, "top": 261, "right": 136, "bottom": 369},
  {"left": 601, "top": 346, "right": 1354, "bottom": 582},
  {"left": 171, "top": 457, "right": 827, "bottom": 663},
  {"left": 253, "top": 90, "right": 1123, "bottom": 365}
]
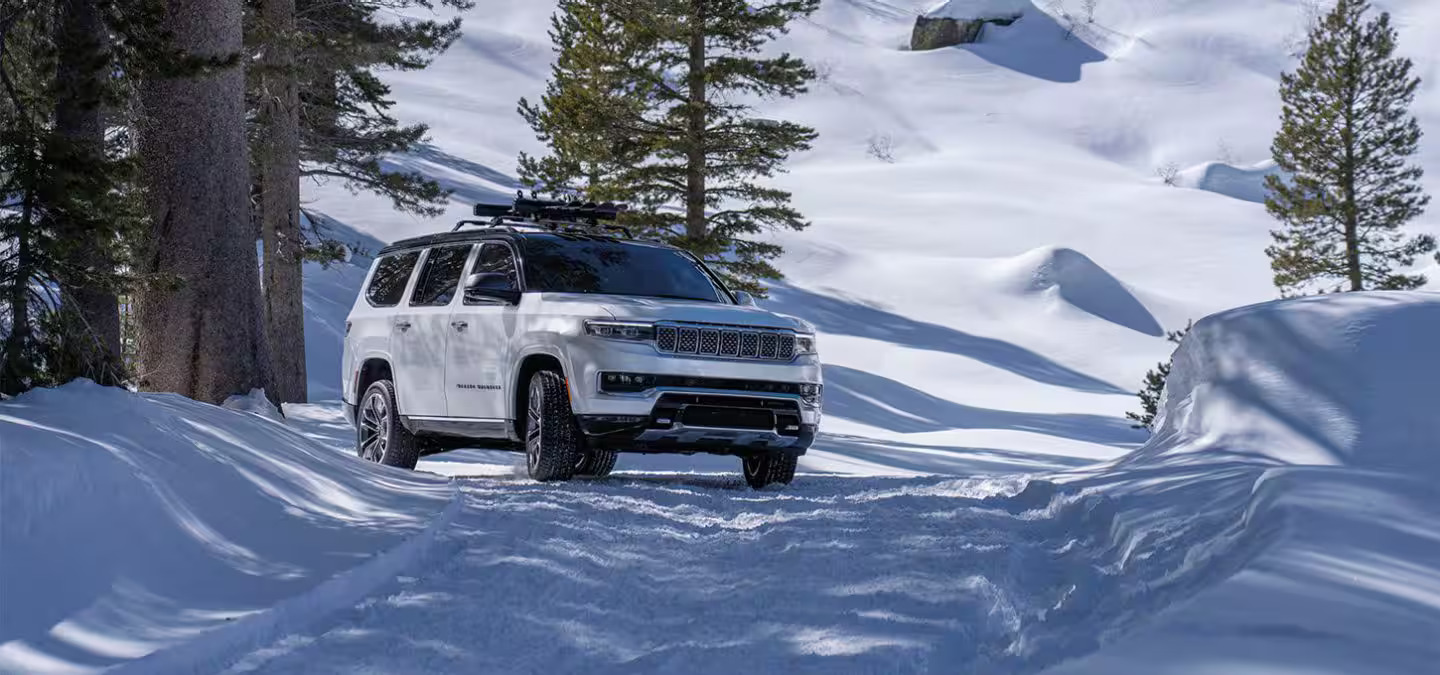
[
  {"left": 0, "top": 382, "right": 457, "bottom": 674},
  {"left": 923, "top": 0, "right": 1029, "bottom": 20},
  {"left": 5, "top": 0, "right": 1440, "bottom": 671}
]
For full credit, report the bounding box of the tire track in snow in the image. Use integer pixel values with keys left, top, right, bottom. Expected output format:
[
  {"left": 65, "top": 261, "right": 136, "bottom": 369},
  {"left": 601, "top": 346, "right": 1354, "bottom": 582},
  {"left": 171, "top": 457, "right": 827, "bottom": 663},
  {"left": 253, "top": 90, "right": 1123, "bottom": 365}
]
[{"left": 233, "top": 468, "right": 1273, "bottom": 674}]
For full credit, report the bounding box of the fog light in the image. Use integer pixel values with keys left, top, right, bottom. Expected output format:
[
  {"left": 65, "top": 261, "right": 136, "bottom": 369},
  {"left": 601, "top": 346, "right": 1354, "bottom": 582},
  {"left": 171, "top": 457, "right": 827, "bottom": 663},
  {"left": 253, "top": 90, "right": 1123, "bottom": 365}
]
[
  {"left": 799, "top": 383, "right": 822, "bottom": 408},
  {"left": 599, "top": 372, "right": 656, "bottom": 393}
]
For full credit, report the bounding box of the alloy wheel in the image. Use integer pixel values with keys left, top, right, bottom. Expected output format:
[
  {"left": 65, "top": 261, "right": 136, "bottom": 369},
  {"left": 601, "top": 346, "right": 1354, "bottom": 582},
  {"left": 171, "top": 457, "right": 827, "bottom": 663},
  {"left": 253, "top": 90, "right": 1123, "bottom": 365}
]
[{"left": 359, "top": 390, "right": 389, "bottom": 463}]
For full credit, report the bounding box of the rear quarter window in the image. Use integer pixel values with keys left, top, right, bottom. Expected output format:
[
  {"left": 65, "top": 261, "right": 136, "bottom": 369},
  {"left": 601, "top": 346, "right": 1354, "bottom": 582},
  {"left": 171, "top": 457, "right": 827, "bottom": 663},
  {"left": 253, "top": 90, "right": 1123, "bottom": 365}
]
[{"left": 366, "top": 251, "right": 420, "bottom": 307}]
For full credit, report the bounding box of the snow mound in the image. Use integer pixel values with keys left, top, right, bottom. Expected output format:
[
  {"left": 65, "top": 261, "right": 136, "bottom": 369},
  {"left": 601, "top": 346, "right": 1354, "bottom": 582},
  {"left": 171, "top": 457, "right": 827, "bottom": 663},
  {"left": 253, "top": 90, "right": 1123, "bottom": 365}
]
[
  {"left": 1176, "top": 161, "right": 1285, "bottom": 204},
  {"left": 924, "top": 0, "right": 1028, "bottom": 20},
  {"left": 1136, "top": 291, "right": 1440, "bottom": 474},
  {"left": 993, "top": 246, "right": 1163, "bottom": 336},
  {"left": 0, "top": 381, "right": 457, "bottom": 674}
]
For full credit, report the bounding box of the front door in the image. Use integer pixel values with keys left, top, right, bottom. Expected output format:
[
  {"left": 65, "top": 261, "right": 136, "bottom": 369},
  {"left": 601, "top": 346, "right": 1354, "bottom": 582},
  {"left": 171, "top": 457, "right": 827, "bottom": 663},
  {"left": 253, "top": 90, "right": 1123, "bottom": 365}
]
[
  {"left": 446, "top": 241, "right": 521, "bottom": 421},
  {"left": 392, "top": 244, "right": 474, "bottom": 418}
]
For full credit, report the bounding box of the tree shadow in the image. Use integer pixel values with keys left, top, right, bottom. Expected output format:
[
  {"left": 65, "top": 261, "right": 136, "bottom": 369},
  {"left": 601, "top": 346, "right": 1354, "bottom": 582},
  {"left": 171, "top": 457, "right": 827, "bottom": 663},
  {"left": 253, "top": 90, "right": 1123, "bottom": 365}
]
[
  {"left": 822, "top": 365, "right": 1145, "bottom": 447},
  {"left": 764, "top": 285, "right": 1129, "bottom": 395}
]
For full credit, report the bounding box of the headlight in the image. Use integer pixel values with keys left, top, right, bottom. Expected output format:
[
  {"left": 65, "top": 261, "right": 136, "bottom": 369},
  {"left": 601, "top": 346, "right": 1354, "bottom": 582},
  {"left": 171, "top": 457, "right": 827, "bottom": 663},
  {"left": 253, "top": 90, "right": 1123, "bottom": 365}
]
[
  {"left": 794, "top": 334, "right": 818, "bottom": 356},
  {"left": 584, "top": 320, "right": 655, "bottom": 341},
  {"left": 799, "top": 383, "right": 822, "bottom": 408}
]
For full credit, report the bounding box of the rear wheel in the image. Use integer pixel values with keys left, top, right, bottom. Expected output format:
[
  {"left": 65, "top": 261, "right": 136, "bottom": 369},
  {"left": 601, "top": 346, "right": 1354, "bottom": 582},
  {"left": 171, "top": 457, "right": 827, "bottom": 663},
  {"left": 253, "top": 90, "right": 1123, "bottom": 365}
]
[
  {"left": 356, "top": 380, "right": 421, "bottom": 470},
  {"left": 524, "top": 370, "right": 583, "bottom": 482},
  {"left": 576, "top": 449, "right": 618, "bottom": 477},
  {"left": 742, "top": 453, "right": 797, "bottom": 489}
]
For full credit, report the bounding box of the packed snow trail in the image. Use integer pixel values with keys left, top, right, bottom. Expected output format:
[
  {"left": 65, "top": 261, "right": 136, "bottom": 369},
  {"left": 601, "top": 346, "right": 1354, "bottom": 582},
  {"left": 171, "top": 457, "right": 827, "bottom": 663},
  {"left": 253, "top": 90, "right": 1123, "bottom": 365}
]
[{"left": 227, "top": 466, "right": 1266, "bottom": 675}]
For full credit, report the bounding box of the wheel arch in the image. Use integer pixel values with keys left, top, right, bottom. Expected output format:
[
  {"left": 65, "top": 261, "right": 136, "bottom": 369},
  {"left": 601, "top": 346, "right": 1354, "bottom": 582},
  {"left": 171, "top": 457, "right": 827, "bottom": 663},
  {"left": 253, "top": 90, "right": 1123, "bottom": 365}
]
[{"left": 355, "top": 357, "right": 394, "bottom": 403}]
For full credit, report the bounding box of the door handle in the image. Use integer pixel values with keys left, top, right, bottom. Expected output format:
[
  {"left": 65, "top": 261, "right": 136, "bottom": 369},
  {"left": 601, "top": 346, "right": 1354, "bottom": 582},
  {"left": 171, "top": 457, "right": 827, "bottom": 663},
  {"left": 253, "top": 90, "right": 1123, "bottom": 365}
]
[
  {"left": 395, "top": 320, "right": 412, "bottom": 331},
  {"left": 451, "top": 320, "right": 468, "bottom": 331}
]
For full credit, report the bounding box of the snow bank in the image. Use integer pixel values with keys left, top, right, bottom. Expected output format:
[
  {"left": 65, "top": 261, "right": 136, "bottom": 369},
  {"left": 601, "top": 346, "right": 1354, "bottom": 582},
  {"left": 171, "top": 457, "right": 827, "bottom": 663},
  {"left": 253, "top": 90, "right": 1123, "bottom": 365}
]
[
  {"left": 1176, "top": 161, "right": 1285, "bottom": 204},
  {"left": 1135, "top": 291, "right": 1440, "bottom": 474},
  {"left": 0, "top": 381, "right": 457, "bottom": 675},
  {"left": 1047, "top": 291, "right": 1440, "bottom": 674}
]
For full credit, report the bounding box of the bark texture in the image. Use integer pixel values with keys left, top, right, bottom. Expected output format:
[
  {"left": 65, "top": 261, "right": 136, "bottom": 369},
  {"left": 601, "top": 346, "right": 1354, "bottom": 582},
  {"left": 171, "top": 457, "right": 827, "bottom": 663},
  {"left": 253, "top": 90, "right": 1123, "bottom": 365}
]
[
  {"left": 259, "top": 0, "right": 307, "bottom": 403},
  {"left": 53, "top": 0, "right": 124, "bottom": 385},
  {"left": 137, "top": 0, "right": 272, "bottom": 403}
]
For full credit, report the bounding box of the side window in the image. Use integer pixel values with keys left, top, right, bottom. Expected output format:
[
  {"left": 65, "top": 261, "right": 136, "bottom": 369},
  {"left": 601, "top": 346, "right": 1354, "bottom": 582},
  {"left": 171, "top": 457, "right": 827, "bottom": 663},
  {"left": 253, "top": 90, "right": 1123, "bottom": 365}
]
[
  {"left": 464, "top": 242, "right": 520, "bottom": 304},
  {"left": 409, "top": 245, "right": 472, "bottom": 307},
  {"left": 365, "top": 251, "right": 420, "bottom": 307}
]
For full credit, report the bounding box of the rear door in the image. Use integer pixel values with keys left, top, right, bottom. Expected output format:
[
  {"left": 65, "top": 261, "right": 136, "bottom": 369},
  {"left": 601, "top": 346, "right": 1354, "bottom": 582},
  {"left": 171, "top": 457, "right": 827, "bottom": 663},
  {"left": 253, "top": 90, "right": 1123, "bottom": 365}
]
[
  {"left": 344, "top": 250, "right": 421, "bottom": 405},
  {"left": 392, "top": 244, "right": 474, "bottom": 417},
  {"left": 445, "top": 241, "right": 522, "bottom": 421}
]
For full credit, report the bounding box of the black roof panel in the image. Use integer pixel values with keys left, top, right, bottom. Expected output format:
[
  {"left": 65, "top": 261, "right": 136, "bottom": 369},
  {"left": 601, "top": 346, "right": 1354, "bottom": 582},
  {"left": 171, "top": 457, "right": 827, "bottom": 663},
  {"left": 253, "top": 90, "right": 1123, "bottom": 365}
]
[{"left": 377, "top": 228, "right": 675, "bottom": 257}]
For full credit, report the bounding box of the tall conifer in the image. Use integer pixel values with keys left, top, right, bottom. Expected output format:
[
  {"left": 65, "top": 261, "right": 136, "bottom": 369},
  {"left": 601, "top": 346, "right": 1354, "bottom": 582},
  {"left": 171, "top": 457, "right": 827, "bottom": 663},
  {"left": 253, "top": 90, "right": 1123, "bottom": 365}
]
[{"left": 1265, "top": 0, "right": 1433, "bottom": 294}]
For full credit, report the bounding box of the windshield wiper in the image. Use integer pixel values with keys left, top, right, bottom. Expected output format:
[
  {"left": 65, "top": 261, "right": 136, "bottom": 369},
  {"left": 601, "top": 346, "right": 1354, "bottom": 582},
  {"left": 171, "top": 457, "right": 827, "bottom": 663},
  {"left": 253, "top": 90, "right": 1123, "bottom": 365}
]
[{"left": 637, "top": 293, "right": 719, "bottom": 303}]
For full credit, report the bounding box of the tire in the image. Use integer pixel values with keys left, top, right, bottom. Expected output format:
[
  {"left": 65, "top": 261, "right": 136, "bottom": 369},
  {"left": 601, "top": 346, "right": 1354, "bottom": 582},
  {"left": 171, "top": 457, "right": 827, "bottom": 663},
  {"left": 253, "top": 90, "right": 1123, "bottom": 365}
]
[
  {"left": 742, "top": 452, "right": 797, "bottom": 489},
  {"left": 356, "top": 380, "right": 421, "bottom": 471},
  {"left": 576, "top": 449, "right": 618, "bottom": 477},
  {"left": 524, "top": 369, "right": 583, "bottom": 482}
]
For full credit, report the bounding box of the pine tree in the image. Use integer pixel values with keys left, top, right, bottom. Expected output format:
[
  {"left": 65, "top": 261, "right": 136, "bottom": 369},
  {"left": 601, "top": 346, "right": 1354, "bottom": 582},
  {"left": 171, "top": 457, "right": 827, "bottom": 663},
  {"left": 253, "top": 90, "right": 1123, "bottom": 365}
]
[
  {"left": 520, "top": 0, "right": 820, "bottom": 294},
  {"left": 291, "top": 0, "right": 467, "bottom": 217},
  {"left": 1, "top": 0, "right": 141, "bottom": 395},
  {"left": 1127, "top": 322, "right": 1191, "bottom": 432},
  {"left": 1265, "top": 0, "right": 1434, "bottom": 295}
]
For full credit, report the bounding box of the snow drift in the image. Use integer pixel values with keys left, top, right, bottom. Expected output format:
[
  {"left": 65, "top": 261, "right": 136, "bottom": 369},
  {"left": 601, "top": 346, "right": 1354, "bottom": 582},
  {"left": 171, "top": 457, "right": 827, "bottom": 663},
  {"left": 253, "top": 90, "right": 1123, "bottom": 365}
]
[
  {"left": 0, "top": 383, "right": 457, "bottom": 675},
  {"left": 1051, "top": 291, "right": 1440, "bottom": 674},
  {"left": 1134, "top": 291, "right": 1440, "bottom": 474}
]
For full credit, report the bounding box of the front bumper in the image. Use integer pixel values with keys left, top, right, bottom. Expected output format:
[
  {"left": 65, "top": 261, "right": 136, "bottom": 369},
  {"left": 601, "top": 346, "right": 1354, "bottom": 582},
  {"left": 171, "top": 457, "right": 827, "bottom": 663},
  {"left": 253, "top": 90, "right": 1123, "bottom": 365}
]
[{"left": 576, "top": 388, "right": 817, "bottom": 457}]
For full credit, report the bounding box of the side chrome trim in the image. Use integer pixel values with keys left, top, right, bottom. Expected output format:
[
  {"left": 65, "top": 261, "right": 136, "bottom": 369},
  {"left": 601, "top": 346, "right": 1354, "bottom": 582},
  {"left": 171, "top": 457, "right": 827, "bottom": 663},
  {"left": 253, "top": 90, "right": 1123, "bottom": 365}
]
[{"left": 403, "top": 415, "right": 511, "bottom": 439}]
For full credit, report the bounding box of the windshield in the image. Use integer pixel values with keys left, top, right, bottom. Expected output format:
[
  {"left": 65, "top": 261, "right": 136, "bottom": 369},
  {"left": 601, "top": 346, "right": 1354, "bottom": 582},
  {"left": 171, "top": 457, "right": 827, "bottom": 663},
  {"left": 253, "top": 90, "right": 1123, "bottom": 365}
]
[{"left": 522, "top": 235, "right": 729, "bottom": 303}]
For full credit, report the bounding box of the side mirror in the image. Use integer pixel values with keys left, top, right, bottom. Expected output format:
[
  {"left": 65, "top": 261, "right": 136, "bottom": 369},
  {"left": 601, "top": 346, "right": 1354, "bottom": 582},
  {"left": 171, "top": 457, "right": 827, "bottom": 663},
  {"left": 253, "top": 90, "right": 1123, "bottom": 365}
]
[
  {"left": 465, "top": 272, "right": 520, "bottom": 305},
  {"left": 733, "top": 291, "right": 758, "bottom": 307}
]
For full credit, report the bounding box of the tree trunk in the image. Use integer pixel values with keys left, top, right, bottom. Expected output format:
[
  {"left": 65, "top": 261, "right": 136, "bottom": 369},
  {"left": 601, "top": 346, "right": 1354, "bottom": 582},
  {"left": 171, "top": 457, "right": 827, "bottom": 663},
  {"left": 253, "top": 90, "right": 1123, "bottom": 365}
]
[
  {"left": 684, "top": 0, "right": 707, "bottom": 241},
  {"left": 259, "top": 0, "right": 307, "bottom": 404},
  {"left": 52, "top": 0, "right": 124, "bottom": 385},
  {"left": 136, "top": 0, "right": 273, "bottom": 404},
  {"left": 1, "top": 167, "right": 35, "bottom": 396}
]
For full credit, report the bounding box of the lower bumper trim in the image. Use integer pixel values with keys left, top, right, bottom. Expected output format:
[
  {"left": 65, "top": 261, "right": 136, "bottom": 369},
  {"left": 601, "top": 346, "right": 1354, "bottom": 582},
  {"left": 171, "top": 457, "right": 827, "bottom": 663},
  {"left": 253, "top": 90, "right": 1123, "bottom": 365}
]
[{"left": 577, "top": 414, "right": 815, "bottom": 456}]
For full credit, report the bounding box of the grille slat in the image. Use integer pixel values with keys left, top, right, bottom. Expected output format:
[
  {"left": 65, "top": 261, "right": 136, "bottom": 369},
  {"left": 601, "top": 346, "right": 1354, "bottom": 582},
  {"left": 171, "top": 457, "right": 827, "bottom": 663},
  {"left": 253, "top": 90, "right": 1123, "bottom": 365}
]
[{"left": 653, "top": 323, "right": 802, "bottom": 361}]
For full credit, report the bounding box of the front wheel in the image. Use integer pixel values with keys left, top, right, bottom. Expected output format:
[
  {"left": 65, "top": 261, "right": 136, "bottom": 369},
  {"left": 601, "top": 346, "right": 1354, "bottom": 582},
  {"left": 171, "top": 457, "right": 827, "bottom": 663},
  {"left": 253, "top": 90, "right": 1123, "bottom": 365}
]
[
  {"left": 576, "top": 449, "right": 618, "bottom": 477},
  {"left": 524, "top": 370, "right": 583, "bottom": 482},
  {"left": 356, "top": 380, "right": 421, "bottom": 470},
  {"left": 742, "top": 453, "right": 797, "bottom": 489}
]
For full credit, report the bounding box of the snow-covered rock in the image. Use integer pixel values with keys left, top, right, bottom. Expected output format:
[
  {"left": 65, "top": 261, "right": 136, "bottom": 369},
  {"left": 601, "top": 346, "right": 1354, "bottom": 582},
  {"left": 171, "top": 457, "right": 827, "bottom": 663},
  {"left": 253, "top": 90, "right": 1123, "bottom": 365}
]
[
  {"left": 911, "top": 1, "right": 1026, "bottom": 50},
  {"left": 1175, "top": 160, "right": 1286, "bottom": 204}
]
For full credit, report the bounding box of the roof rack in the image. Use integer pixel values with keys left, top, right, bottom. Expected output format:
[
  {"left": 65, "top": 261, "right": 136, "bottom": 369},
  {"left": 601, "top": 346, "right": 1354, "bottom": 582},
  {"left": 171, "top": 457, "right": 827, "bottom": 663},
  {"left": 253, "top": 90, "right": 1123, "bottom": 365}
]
[{"left": 456, "top": 192, "right": 633, "bottom": 237}]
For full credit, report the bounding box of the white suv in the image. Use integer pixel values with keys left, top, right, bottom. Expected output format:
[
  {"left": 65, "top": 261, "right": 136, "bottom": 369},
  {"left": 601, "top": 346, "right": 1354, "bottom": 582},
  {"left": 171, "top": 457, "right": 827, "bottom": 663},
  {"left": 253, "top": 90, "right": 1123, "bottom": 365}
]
[{"left": 341, "top": 200, "right": 822, "bottom": 488}]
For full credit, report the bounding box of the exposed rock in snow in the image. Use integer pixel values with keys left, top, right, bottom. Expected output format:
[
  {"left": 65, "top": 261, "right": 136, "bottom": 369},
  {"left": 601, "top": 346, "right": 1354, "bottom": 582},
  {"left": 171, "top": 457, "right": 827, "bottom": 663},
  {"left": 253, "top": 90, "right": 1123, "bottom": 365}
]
[{"left": 911, "top": 0, "right": 1026, "bottom": 50}]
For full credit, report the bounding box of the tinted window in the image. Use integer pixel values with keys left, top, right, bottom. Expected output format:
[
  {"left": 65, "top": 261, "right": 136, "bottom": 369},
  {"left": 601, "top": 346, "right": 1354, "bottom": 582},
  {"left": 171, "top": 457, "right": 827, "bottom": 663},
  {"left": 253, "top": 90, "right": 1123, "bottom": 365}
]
[
  {"left": 522, "top": 236, "right": 726, "bottom": 303},
  {"left": 464, "top": 242, "right": 520, "bottom": 304},
  {"left": 366, "top": 251, "right": 420, "bottom": 307},
  {"left": 409, "top": 245, "right": 472, "bottom": 307}
]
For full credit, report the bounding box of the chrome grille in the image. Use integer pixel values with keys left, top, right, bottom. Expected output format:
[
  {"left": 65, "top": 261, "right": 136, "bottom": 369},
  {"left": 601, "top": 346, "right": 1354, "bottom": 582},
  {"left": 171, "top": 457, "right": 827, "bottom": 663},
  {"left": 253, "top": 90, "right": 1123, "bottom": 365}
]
[
  {"left": 699, "top": 329, "right": 720, "bottom": 355},
  {"left": 656, "top": 326, "right": 677, "bottom": 351},
  {"left": 654, "top": 323, "right": 800, "bottom": 361},
  {"left": 677, "top": 327, "right": 698, "bottom": 353}
]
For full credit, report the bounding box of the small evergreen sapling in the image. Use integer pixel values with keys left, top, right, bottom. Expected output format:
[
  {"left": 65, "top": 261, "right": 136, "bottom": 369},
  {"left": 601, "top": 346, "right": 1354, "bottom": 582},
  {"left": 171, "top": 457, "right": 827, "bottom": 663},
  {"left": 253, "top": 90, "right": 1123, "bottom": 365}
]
[{"left": 1128, "top": 322, "right": 1192, "bottom": 431}]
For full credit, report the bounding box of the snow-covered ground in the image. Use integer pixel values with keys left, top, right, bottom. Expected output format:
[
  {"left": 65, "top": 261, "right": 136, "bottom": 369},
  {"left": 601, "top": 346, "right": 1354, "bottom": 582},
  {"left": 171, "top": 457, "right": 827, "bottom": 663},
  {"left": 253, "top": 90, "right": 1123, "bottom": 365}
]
[{"left": 4, "top": 0, "right": 1440, "bottom": 672}]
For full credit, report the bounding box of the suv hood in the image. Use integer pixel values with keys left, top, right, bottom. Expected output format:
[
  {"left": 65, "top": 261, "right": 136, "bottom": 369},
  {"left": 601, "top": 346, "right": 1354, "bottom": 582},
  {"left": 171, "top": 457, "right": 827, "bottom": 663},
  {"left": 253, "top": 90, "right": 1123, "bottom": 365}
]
[{"left": 537, "top": 293, "right": 813, "bottom": 333}]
